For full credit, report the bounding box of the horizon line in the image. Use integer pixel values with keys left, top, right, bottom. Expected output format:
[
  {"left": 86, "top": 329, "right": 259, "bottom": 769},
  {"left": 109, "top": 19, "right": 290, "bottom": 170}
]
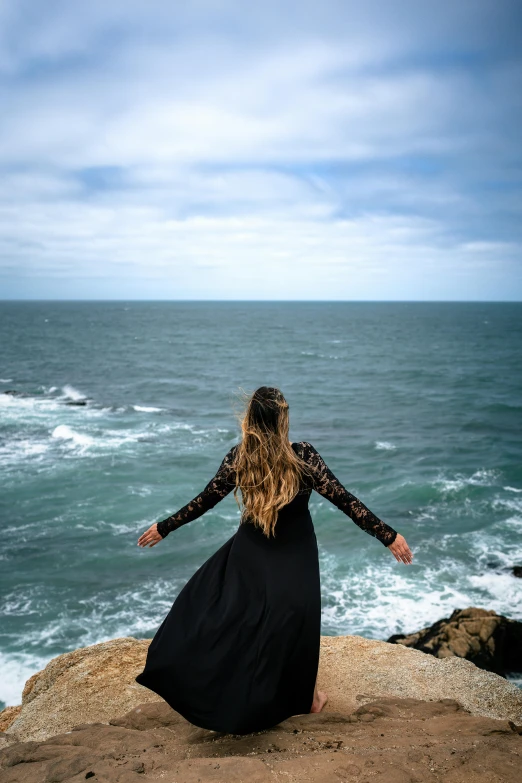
[{"left": 1, "top": 298, "right": 521, "bottom": 304}]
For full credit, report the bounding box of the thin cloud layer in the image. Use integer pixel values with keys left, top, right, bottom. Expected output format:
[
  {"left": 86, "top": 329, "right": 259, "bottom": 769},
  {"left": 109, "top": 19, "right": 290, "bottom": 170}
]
[{"left": 0, "top": 0, "right": 521, "bottom": 299}]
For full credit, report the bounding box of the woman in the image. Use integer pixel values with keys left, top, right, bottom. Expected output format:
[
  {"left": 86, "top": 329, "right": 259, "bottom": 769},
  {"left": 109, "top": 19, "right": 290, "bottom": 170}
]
[{"left": 135, "top": 386, "right": 413, "bottom": 735}]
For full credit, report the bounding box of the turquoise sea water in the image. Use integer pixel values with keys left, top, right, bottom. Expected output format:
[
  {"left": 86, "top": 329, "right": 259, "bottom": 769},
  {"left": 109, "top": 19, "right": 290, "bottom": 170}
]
[{"left": 1, "top": 301, "right": 521, "bottom": 708}]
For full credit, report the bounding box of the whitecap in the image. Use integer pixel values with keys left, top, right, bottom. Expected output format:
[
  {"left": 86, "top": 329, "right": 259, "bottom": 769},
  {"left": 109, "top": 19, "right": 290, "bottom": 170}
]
[
  {"left": 504, "top": 486, "right": 522, "bottom": 493},
  {"left": 60, "top": 384, "right": 87, "bottom": 402},
  {"left": 433, "top": 468, "right": 499, "bottom": 493},
  {"left": 0, "top": 378, "right": 13, "bottom": 383},
  {"left": 132, "top": 405, "right": 163, "bottom": 413},
  {"left": 0, "top": 392, "right": 62, "bottom": 418},
  {"left": 467, "top": 571, "right": 522, "bottom": 611},
  {"left": 375, "top": 441, "right": 396, "bottom": 451},
  {"left": 491, "top": 496, "right": 522, "bottom": 513},
  {"left": 1, "top": 594, "right": 39, "bottom": 616},
  {"left": 0, "top": 439, "right": 50, "bottom": 465},
  {"left": 52, "top": 424, "right": 94, "bottom": 447}
]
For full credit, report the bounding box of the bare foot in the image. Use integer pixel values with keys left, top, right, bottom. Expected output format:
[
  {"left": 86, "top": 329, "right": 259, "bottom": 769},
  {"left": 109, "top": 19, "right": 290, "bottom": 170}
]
[{"left": 310, "top": 689, "right": 328, "bottom": 713}]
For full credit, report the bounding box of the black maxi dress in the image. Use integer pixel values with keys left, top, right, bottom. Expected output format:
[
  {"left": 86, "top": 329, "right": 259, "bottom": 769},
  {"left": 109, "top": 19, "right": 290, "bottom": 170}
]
[{"left": 135, "top": 441, "right": 398, "bottom": 735}]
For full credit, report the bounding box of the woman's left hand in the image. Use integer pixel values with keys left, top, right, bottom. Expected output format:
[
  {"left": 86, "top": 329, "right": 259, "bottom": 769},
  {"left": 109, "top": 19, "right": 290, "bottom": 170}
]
[{"left": 137, "top": 523, "right": 162, "bottom": 548}]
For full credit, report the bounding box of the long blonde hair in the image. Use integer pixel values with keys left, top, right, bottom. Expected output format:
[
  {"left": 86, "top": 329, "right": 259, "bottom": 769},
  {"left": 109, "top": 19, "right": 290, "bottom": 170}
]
[{"left": 232, "top": 386, "right": 311, "bottom": 538}]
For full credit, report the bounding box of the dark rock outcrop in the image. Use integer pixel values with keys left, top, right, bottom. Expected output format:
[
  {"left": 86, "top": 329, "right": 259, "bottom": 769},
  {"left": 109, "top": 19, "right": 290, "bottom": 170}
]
[{"left": 387, "top": 607, "right": 522, "bottom": 677}]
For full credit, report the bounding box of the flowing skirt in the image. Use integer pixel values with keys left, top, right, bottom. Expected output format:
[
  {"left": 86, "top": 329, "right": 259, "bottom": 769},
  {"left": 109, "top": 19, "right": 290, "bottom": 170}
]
[{"left": 135, "top": 510, "right": 321, "bottom": 734}]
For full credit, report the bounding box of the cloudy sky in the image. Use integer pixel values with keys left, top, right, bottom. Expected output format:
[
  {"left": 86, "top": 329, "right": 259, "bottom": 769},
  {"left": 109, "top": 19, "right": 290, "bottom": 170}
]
[{"left": 1, "top": 0, "right": 521, "bottom": 300}]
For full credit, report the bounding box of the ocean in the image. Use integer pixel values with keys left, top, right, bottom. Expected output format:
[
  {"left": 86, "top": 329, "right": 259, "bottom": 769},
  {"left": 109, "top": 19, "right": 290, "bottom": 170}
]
[{"left": 1, "top": 300, "right": 521, "bottom": 709}]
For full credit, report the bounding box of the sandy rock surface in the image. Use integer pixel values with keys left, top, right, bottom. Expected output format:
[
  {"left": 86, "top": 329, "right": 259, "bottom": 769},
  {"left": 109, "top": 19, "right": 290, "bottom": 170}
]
[
  {"left": 2, "top": 633, "right": 522, "bottom": 746},
  {"left": 1, "top": 696, "right": 521, "bottom": 783},
  {"left": 318, "top": 635, "right": 522, "bottom": 722},
  {"left": 0, "top": 707, "right": 21, "bottom": 733},
  {"left": 4, "top": 638, "right": 163, "bottom": 743}
]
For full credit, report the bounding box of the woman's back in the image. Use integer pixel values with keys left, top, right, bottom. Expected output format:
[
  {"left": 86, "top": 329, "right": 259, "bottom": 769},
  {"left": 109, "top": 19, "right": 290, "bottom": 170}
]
[{"left": 156, "top": 439, "right": 398, "bottom": 547}]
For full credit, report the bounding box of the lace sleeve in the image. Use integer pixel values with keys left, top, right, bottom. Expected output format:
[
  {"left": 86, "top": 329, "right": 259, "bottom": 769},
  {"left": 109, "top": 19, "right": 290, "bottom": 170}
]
[
  {"left": 301, "top": 442, "right": 398, "bottom": 547},
  {"left": 156, "top": 444, "right": 239, "bottom": 538}
]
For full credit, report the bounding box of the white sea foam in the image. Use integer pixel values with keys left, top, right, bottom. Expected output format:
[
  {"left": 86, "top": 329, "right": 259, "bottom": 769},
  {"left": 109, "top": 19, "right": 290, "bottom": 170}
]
[
  {"left": 100, "top": 519, "right": 147, "bottom": 535},
  {"left": 0, "top": 439, "right": 49, "bottom": 459},
  {"left": 132, "top": 405, "right": 163, "bottom": 413},
  {"left": 318, "top": 548, "right": 475, "bottom": 639},
  {"left": 1, "top": 591, "right": 40, "bottom": 616},
  {"left": 433, "top": 468, "right": 499, "bottom": 494},
  {"left": 60, "top": 384, "right": 87, "bottom": 401},
  {"left": 375, "top": 441, "right": 396, "bottom": 450},
  {"left": 52, "top": 424, "right": 94, "bottom": 447},
  {"left": 319, "top": 540, "right": 522, "bottom": 640},
  {"left": 507, "top": 673, "right": 522, "bottom": 688},
  {"left": 0, "top": 392, "right": 19, "bottom": 407},
  {"left": 467, "top": 571, "right": 522, "bottom": 611},
  {"left": 504, "top": 486, "right": 522, "bottom": 493},
  {"left": 0, "top": 391, "right": 62, "bottom": 416},
  {"left": 491, "top": 496, "right": 522, "bottom": 513},
  {"left": 0, "top": 650, "right": 52, "bottom": 708},
  {"left": 500, "top": 516, "right": 522, "bottom": 531},
  {"left": 469, "top": 524, "right": 522, "bottom": 565},
  {"left": 0, "top": 577, "right": 186, "bottom": 706},
  {"left": 0, "top": 378, "right": 13, "bottom": 382},
  {"left": 0, "top": 438, "right": 51, "bottom": 467},
  {"left": 100, "top": 428, "right": 149, "bottom": 445},
  {"left": 0, "top": 399, "right": 224, "bottom": 463},
  {"left": 127, "top": 485, "right": 154, "bottom": 497}
]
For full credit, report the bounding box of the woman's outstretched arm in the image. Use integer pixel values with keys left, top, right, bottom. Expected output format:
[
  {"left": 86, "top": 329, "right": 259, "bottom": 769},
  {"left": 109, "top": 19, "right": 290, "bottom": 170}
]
[
  {"left": 301, "top": 441, "right": 412, "bottom": 561},
  {"left": 137, "top": 444, "right": 239, "bottom": 547}
]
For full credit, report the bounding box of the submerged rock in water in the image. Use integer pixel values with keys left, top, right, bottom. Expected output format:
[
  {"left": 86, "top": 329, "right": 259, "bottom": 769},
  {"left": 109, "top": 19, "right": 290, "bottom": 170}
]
[{"left": 387, "top": 606, "right": 522, "bottom": 677}]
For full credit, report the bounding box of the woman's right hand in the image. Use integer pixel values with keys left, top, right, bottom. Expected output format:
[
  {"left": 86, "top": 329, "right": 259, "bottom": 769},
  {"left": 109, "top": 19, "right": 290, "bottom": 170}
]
[
  {"left": 387, "top": 533, "right": 413, "bottom": 564},
  {"left": 137, "top": 522, "right": 163, "bottom": 548}
]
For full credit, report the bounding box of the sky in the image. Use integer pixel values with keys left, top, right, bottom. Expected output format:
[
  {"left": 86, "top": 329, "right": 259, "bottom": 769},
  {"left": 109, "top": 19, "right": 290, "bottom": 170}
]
[{"left": 0, "top": 0, "right": 521, "bottom": 301}]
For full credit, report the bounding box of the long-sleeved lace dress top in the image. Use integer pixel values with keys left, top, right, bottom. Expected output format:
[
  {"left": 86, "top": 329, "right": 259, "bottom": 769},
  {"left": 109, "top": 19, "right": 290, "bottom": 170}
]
[{"left": 156, "top": 441, "right": 398, "bottom": 547}]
